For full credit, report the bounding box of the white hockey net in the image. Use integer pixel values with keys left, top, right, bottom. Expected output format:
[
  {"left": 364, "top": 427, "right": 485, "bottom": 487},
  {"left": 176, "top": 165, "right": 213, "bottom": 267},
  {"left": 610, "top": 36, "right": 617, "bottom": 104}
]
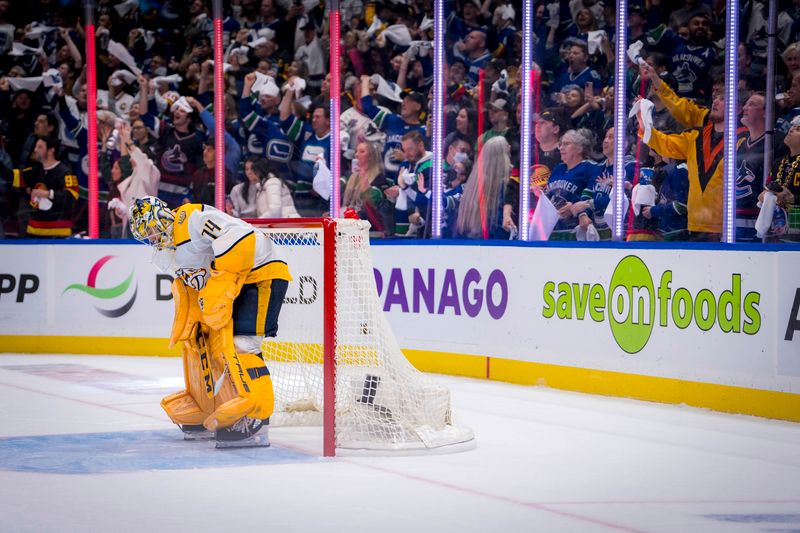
[{"left": 253, "top": 218, "right": 474, "bottom": 453}]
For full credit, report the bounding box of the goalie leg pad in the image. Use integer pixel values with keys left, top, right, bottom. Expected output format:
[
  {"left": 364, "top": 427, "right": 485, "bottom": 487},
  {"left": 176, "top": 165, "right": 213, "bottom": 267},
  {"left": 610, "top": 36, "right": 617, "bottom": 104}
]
[
  {"left": 204, "top": 396, "right": 255, "bottom": 431},
  {"left": 161, "top": 327, "right": 217, "bottom": 426},
  {"left": 161, "top": 390, "right": 207, "bottom": 426},
  {"left": 202, "top": 322, "right": 275, "bottom": 431}
]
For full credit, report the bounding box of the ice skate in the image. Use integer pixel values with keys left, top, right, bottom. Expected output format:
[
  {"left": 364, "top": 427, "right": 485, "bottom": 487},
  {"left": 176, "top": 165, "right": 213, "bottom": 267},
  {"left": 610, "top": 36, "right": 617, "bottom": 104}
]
[
  {"left": 179, "top": 424, "right": 214, "bottom": 441},
  {"left": 214, "top": 417, "right": 270, "bottom": 449}
]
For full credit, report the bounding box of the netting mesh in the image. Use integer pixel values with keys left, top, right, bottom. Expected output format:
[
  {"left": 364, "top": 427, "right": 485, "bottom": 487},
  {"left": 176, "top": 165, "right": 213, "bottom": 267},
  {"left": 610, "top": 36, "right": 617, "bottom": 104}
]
[{"left": 256, "top": 219, "right": 474, "bottom": 451}]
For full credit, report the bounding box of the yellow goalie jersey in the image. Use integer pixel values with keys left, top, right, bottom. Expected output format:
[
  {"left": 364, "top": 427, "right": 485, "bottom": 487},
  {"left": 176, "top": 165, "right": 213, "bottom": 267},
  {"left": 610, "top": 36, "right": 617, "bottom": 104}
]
[{"left": 170, "top": 203, "right": 291, "bottom": 291}]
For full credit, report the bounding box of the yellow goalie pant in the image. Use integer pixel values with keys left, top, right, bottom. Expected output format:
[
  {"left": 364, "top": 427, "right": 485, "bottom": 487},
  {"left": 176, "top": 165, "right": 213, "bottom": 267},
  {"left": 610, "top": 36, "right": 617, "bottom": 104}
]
[{"left": 161, "top": 280, "right": 274, "bottom": 431}]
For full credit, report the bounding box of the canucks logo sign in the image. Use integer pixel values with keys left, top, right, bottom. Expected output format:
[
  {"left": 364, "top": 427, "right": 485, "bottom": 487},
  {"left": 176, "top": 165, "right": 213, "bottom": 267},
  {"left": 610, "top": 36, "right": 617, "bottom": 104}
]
[{"left": 63, "top": 255, "right": 137, "bottom": 318}]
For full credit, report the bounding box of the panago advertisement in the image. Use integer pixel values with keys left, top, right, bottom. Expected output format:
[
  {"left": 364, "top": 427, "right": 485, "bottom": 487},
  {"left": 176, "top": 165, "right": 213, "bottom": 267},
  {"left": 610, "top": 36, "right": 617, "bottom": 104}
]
[{"left": 1, "top": 242, "right": 799, "bottom": 417}]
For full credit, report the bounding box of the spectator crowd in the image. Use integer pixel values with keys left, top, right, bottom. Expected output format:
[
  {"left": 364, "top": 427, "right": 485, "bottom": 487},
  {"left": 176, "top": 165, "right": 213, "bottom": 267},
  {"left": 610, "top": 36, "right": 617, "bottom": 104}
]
[{"left": 0, "top": 0, "right": 798, "bottom": 243}]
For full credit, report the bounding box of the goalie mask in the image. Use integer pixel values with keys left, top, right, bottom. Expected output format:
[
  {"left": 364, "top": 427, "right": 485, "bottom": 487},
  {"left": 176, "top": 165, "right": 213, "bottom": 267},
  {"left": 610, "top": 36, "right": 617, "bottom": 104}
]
[{"left": 129, "top": 196, "right": 175, "bottom": 250}]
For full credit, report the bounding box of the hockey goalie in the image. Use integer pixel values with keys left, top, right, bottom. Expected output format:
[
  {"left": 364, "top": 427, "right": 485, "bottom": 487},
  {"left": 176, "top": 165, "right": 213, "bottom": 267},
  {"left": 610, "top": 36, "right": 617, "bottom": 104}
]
[{"left": 129, "top": 196, "right": 291, "bottom": 448}]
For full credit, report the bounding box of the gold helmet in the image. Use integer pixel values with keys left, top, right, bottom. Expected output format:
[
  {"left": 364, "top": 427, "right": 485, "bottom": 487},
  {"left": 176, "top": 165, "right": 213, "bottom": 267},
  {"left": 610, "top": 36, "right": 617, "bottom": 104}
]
[{"left": 129, "top": 196, "right": 175, "bottom": 249}]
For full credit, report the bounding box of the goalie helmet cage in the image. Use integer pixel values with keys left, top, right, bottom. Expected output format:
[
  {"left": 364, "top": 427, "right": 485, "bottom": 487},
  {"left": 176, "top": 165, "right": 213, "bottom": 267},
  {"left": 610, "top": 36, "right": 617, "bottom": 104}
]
[{"left": 247, "top": 217, "right": 474, "bottom": 456}]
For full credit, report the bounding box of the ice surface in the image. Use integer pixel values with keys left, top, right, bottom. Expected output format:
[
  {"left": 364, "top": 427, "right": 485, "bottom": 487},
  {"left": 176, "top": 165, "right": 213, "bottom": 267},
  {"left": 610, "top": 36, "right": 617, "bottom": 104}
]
[{"left": 0, "top": 353, "right": 798, "bottom": 532}]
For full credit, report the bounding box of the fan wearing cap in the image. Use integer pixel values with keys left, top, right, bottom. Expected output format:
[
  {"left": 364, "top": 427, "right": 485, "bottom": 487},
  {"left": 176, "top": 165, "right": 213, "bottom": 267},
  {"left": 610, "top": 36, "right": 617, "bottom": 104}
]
[
  {"left": 137, "top": 75, "right": 206, "bottom": 207},
  {"left": 295, "top": 20, "right": 325, "bottom": 94},
  {"left": 502, "top": 109, "right": 566, "bottom": 233},
  {"left": 627, "top": 5, "right": 648, "bottom": 44},
  {"left": 477, "top": 98, "right": 513, "bottom": 150},
  {"left": 360, "top": 75, "right": 426, "bottom": 181},
  {"left": 240, "top": 71, "right": 295, "bottom": 181}
]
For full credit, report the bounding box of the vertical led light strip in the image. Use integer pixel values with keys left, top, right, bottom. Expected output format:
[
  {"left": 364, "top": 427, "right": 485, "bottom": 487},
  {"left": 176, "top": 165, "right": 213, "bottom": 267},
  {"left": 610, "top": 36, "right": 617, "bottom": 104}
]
[
  {"left": 212, "top": 0, "right": 225, "bottom": 211},
  {"left": 723, "top": 0, "right": 739, "bottom": 243},
  {"left": 518, "top": 0, "right": 533, "bottom": 241},
  {"left": 329, "top": 0, "right": 341, "bottom": 218},
  {"left": 763, "top": 0, "right": 777, "bottom": 187},
  {"left": 612, "top": 0, "right": 628, "bottom": 241},
  {"left": 430, "top": 0, "right": 444, "bottom": 238},
  {"left": 84, "top": 0, "right": 99, "bottom": 239}
]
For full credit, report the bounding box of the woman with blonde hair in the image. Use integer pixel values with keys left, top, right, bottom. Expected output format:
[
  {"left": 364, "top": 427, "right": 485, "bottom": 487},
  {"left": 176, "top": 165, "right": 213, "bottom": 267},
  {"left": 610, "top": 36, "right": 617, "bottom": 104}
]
[
  {"left": 455, "top": 136, "right": 512, "bottom": 239},
  {"left": 343, "top": 141, "right": 396, "bottom": 236}
]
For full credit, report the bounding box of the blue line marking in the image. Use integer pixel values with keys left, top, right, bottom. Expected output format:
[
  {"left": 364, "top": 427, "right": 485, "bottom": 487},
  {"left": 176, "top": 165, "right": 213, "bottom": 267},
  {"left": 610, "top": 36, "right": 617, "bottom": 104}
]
[
  {"left": 0, "top": 430, "right": 317, "bottom": 474},
  {"left": 704, "top": 514, "right": 800, "bottom": 524}
]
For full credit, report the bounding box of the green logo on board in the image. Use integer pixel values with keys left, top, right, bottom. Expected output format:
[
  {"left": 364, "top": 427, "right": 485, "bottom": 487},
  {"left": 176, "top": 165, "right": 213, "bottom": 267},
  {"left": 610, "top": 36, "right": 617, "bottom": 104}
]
[{"left": 542, "top": 255, "right": 761, "bottom": 353}]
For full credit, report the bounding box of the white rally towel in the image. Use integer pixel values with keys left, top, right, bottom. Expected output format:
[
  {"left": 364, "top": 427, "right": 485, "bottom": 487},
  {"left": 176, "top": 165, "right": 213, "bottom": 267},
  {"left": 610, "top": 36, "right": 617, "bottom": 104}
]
[
  {"left": 171, "top": 96, "right": 193, "bottom": 114},
  {"left": 256, "top": 28, "right": 276, "bottom": 41},
  {"left": 131, "top": 28, "right": 155, "bottom": 51},
  {"left": 370, "top": 74, "right": 404, "bottom": 103},
  {"left": 587, "top": 30, "right": 607, "bottom": 55},
  {"left": 631, "top": 183, "right": 657, "bottom": 216},
  {"left": 252, "top": 72, "right": 279, "bottom": 97},
  {"left": 366, "top": 16, "right": 384, "bottom": 38},
  {"left": 42, "top": 68, "right": 63, "bottom": 88},
  {"left": 629, "top": 98, "right": 655, "bottom": 143},
  {"left": 576, "top": 223, "right": 599, "bottom": 241},
  {"left": 419, "top": 15, "right": 434, "bottom": 32},
  {"left": 207, "top": 60, "right": 234, "bottom": 73},
  {"left": 6, "top": 76, "right": 43, "bottom": 92},
  {"left": 25, "top": 23, "right": 57, "bottom": 40},
  {"left": 383, "top": 24, "right": 412, "bottom": 46},
  {"left": 282, "top": 77, "right": 307, "bottom": 97},
  {"left": 113, "top": 0, "right": 139, "bottom": 17},
  {"left": 107, "top": 40, "right": 142, "bottom": 75},
  {"left": 228, "top": 45, "right": 250, "bottom": 64},
  {"left": 528, "top": 193, "right": 560, "bottom": 241},
  {"left": 755, "top": 191, "right": 777, "bottom": 239},
  {"left": 295, "top": 95, "right": 312, "bottom": 109},
  {"left": 498, "top": 4, "right": 515, "bottom": 21},
  {"left": 9, "top": 42, "right": 43, "bottom": 57},
  {"left": 110, "top": 70, "right": 138, "bottom": 87},
  {"left": 312, "top": 156, "right": 331, "bottom": 201},
  {"left": 627, "top": 40, "right": 646, "bottom": 66},
  {"left": 150, "top": 74, "right": 183, "bottom": 88}
]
